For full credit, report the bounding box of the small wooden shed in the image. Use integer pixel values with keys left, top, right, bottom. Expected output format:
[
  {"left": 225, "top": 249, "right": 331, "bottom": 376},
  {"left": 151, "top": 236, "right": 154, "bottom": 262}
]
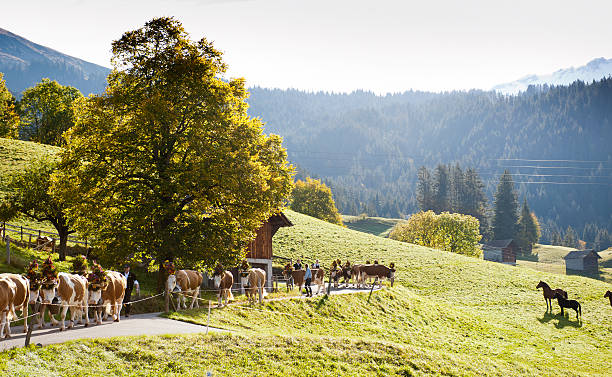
[
  {"left": 564, "top": 249, "right": 601, "bottom": 273},
  {"left": 243, "top": 212, "right": 293, "bottom": 291},
  {"left": 482, "top": 239, "right": 517, "bottom": 265}
]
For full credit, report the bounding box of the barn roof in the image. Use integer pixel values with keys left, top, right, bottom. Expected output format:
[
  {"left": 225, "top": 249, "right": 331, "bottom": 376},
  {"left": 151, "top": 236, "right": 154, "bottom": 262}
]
[
  {"left": 484, "top": 239, "right": 515, "bottom": 248},
  {"left": 269, "top": 212, "right": 293, "bottom": 237},
  {"left": 564, "top": 249, "right": 601, "bottom": 260}
]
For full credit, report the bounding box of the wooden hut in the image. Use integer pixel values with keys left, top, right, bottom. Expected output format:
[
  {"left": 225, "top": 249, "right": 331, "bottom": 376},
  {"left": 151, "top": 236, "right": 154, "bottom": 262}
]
[
  {"left": 244, "top": 212, "right": 293, "bottom": 291},
  {"left": 482, "top": 239, "right": 517, "bottom": 265},
  {"left": 564, "top": 249, "right": 600, "bottom": 273}
]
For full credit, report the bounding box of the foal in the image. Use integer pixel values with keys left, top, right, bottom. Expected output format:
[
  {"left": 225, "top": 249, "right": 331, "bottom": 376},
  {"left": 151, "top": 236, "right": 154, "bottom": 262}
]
[
  {"left": 536, "top": 281, "right": 568, "bottom": 311},
  {"left": 554, "top": 292, "right": 581, "bottom": 319},
  {"left": 605, "top": 291, "right": 612, "bottom": 307}
]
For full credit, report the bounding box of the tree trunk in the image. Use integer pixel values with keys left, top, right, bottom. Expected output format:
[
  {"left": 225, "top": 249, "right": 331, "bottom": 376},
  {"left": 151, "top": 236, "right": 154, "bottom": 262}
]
[
  {"left": 57, "top": 229, "right": 69, "bottom": 261},
  {"left": 156, "top": 259, "right": 171, "bottom": 294}
]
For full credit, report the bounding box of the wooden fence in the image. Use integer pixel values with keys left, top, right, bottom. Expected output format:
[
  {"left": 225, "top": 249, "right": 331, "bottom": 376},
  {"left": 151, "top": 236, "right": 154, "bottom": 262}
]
[{"left": 0, "top": 222, "right": 89, "bottom": 247}]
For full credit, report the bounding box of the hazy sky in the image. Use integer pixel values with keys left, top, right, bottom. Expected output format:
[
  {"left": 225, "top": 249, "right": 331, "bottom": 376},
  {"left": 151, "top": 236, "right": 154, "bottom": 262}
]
[{"left": 3, "top": 0, "right": 612, "bottom": 93}]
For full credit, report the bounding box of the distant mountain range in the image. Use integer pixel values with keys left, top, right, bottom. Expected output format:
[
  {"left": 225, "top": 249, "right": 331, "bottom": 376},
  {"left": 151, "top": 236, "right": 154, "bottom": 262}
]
[
  {"left": 493, "top": 57, "right": 612, "bottom": 94},
  {"left": 0, "top": 28, "right": 109, "bottom": 95}
]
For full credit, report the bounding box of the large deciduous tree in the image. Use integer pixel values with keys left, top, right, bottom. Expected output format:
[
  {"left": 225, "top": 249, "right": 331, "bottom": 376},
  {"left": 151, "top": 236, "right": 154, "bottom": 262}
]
[
  {"left": 52, "top": 18, "right": 294, "bottom": 276},
  {"left": 0, "top": 73, "right": 19, "bottom": 138},
  {"left": 18, "top": 79, "right": 83, "bottom": 146},
  {"left": 492, "top": 170, "right": 519, "bottom": 240},
  {"left": 0, "top": 157, "right": 74, "bottom": 261},
  {"left": 389, "top": 211, "right": 482, "bottom": 257},
  {"left": 290, "top": 177, "right": 343, "bottom": 225}
]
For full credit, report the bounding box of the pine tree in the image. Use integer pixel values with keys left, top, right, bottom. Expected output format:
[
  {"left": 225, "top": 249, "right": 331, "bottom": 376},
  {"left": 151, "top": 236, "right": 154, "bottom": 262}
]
[
  {"left": 563, "top": 226, "right": 579, "bottom": 249},
  {"left": 517, "top": 198, "right": 540, "bottom": 251},
  {"left": 416, "top": 166, "right": 434, "bottom": 211},
  {"left": 464, "top": 168, "right": 490, "bottom": 240},
  {"left": 551, "top": 229, "right": 563, "bottom": 246},
  {"left": 492, "top": 170, "right": 519, "bottom": 240},
  {"left": 432, "top": 164, "right": 450, "bottom": 213}
]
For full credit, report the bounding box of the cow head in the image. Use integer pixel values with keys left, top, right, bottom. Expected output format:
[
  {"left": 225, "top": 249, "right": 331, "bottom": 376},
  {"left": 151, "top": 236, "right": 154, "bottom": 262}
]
[
  {"left": 88, "top": 281, "right": 108, "bottom": 305},
  {"left": 40, "top": 280, "right": 59, "bottom": 304},
  {"left": 605, "top": 290, "right": 611, "bottom": 299},
  {"left": 28, "top": 279, "right": 41, "bottom": 305},
  {"left": 167, "top": 274, "right": 181, "bottom": 293}
]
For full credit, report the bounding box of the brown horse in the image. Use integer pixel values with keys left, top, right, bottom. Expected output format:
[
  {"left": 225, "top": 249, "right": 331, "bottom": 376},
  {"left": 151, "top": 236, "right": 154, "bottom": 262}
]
[
  {"left": 536, "top": 281, "right": 568, "bottom": 311},
  {"left": 605, "top": 291, "right": 612, "bottom": 307}
]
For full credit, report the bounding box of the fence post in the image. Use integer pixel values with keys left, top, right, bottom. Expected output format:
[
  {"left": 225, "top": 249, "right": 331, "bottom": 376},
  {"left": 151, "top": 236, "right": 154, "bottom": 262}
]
[
  {"left": 206, "top": 300, "right": 211, "bottom": 335},
  {"left": 327, "top": 268, "right": 332, "bottom": 295},
  {"left": 38, "top": 230, "right": 41, "bottom": 239},
  {"left": 5, "top": 236, "right": 10, "bottom": 265},
  {"left": 165, "top": 285, "right": 170, "bottom": 313},
  {"left": 20, "top": 226, "right": 23, "bottom": 241},
  {"left": 368, "top": 277, "right": 378, "bottom": 303}
]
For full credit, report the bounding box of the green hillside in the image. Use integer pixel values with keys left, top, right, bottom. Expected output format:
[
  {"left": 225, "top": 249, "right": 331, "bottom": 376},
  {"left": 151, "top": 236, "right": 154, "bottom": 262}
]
[
  {"left": 2, "top": 208, "right": 611, "bottom": 376},
  {"left": 342, "top": 214, "right": 402, "bottom": 237}
]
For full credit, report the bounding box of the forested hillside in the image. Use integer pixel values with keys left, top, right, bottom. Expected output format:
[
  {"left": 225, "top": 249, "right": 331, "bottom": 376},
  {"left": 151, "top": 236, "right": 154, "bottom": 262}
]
[{"left": 248, "top": 79, "right": 612, "bottom": 237}]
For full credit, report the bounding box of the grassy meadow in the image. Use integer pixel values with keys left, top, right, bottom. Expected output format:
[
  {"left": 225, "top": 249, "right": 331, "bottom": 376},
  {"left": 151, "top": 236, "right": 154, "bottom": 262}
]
[{"left": 342, "top": 214, "right": 402, "bottom": 237}]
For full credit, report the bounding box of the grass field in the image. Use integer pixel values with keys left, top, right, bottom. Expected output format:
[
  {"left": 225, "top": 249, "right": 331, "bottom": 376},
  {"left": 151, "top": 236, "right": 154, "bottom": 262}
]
[{"left": 342, "top": 214, "right": 402, "bottom": 237}]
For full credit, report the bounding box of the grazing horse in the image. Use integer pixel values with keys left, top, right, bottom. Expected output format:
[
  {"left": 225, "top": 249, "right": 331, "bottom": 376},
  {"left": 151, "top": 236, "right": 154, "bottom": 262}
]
[
  {"left": 241, "top": 268, "right": 267, "bottom": 304},
  {"left": 554, "top": 292, "right": 581, "bottom": 319},
  {"left": 536, "top": 281, "right": 568, "bottom": 311},
  {"left": 605, "top": 291, "right": 612, "bottom": 307}
]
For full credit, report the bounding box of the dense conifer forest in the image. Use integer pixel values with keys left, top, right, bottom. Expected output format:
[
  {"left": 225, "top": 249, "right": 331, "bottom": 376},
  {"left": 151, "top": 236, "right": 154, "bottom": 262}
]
[{"left": 248, "top": 79, "right": 612, "bottom": 241}]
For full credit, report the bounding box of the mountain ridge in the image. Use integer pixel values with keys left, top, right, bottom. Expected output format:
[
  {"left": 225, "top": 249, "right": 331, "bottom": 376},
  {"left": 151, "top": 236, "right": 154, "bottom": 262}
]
[
  {"left": 0, "top": 27, "right": 110, "bottom": 95},
  {"left": 493, "top": 57, "right": 612, "bottom": 94}
]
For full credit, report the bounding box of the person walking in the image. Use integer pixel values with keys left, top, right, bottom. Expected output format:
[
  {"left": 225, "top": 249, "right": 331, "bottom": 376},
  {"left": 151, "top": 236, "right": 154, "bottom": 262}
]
[
  {"left": 122, "top": 264, "right": 140, "bottom": 317},
  {"left": 304, "top": 263, "right": 312, "bottom": 297}
]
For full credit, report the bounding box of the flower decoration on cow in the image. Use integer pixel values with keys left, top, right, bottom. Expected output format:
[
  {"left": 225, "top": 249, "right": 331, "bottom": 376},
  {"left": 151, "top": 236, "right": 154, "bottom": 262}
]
[
  {"left": 40, "top": 256, "right": 58, "bottom": 287},
  {"left": 164, "top": 260, "right": 176, "bottom": 275},
  {"left": 239, "top": 260, "right": 250, "bottom": 278},
  {"left": 71, "top": 254, "right": 89, "bottom": 276},
  {"left": 87, "top": 261, "right": 108, "bottom": 290},
  {"left": 24, "top": 259, "right": 42, "bottom": 290}
]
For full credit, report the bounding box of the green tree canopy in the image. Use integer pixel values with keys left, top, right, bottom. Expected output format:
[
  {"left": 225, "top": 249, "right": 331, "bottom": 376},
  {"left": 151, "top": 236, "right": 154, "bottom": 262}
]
[
  {"left": 18, "top": 78, "right": 83, "bottom": 146},
  {"left": 492, "top": 170, "right": 519, "bottom": 240},
  {"left": 0, "top": 157, "right": 74, "bottom": 260},
  {"left": 390, "top": 211, "right": 482, "bottom": 257},
  {"left": 52, "top": 17, "right": 294, "bottom": 273},
  {"left": 290, "top": 177, "right": 343, "bottom": 225},
  {"left": 0, "top": 73, "right": 19, "bottom": 138}
]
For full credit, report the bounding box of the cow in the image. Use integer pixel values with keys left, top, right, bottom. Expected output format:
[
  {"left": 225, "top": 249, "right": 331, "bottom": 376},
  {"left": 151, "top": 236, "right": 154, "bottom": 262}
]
[
  {"left": 0, "top": 274, "right": 29, "bottom": 334},
  {"left": 359, "top": 263, "right": 395, "bottom": 288},
  {"left": 88, "top": 271, "right": 126, "bottom": 325},
  {"left": 241, "top": 268, "right": 267, "bottom": 304},
  {"left": 167, "top": 270, "right": 203, "bottom": 310},
  {"left": 312, "top": 268, "right": 326, "bottom": 295},
  {"left": 0, "top": 277, "right": 17, "bottom": 339},
  {"left": 39, "top": 272, "right": 89, "bottom": 331},
  {"left": 330, "top": 267, "right": 342, "bottom": 288},
  {"left": 213, "top": 269, "right": 234, "bottom": 307},
  {"left": 350, "top": 264, "right": 365, "bottom": 288},
  {"left": 283, "top": 267, "right": 325, "bottom": 296}
]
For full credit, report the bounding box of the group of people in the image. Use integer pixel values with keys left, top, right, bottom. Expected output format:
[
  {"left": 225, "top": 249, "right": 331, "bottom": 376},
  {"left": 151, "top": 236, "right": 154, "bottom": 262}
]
[{"left": 292, "top": 258, "right": 320, "bottom": 297}]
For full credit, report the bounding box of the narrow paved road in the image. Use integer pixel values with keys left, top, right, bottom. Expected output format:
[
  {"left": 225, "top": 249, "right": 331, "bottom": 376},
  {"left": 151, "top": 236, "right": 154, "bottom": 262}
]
[
  {"left": 0, "top": 284, "right": 381, "bottom": 351},
  {"left": 1, "top": 312, "right": 226, "bottom": 351}
]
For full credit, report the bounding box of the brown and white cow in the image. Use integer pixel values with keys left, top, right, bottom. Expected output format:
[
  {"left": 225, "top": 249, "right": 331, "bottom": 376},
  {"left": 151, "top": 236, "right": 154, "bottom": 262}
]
[
  {"left": 0, "top": 273, "right": 29, "bottom": 333},
  {"left": 167, "top": 270, "right": 203, "bottom": 310},
  {"left": 39, "top": 272, "right": 89, "bottom": 331},
  {"left": 213, "top": 270, "right": 234, "bottom": 307},
  {"left": 88, "top": 271, "right": 126, "bottom": 325},
  {"left": 0, "top": 277, "right": 16, "bottom": 339},
  {"left": 283, "top": 268, "right": 326, "bottom": 295},
  {"left": 350, "top": 264, "right": 365, "bottom": 288},
  {"left": 360, "top": 263, "right": 396, "bottom": 287},
  {"left": 241, "top": 268, "right": 267, "bottom": 304}
]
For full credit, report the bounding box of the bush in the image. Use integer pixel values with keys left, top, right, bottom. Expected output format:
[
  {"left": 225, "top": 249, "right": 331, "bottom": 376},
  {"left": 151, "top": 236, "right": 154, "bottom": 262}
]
[{"left": 390, "top": 211, "right": 482, "bottom": 257}]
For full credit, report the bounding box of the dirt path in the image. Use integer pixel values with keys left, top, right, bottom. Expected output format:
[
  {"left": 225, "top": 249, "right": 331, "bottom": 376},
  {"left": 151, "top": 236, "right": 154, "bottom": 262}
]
[{"left": 1, "top": 283, "right": 381, "bottom": 351}]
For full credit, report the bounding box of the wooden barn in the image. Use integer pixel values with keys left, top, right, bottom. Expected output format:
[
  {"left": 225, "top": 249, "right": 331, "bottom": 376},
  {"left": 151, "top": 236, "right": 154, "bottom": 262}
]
[
  {"left": 244, "top": 212, "right": 293, "bottom": 291},
  {"left": 482, "top": 239, "right": 517, "bottom": 265},
  {"left": 564, "top": 249, "right": 601, "bottom": 273}
]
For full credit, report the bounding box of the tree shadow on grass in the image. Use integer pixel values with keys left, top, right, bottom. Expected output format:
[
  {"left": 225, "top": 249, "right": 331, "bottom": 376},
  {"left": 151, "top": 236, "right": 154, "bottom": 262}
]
[{"left": 538, "top": 310, "right": 582, "bottom": 329}]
